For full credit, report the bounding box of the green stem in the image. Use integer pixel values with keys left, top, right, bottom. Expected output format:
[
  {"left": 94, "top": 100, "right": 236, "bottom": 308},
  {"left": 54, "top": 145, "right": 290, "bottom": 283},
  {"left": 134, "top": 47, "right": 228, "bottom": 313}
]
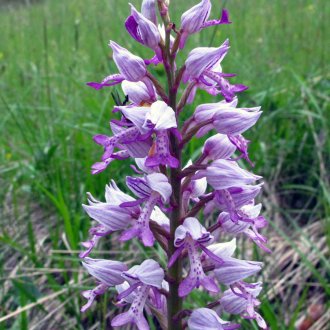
[
  {"left": 167, "top": 80, "right": 183, "bottom": 328},
  {"left": 167, "top": 131, "right": 183, "bottom": 330},
  {"left": 167, "top": 31, "right": 183, "bottom": 330},
  {"left": 157, "top": 3, "right": 183, "bottom": 328}
]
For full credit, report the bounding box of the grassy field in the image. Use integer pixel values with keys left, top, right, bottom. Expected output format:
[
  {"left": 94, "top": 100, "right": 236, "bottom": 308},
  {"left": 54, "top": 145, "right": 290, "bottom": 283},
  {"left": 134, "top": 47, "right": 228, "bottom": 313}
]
[{"left": 0, "top": 0, "right": 329, "bottom": 329}]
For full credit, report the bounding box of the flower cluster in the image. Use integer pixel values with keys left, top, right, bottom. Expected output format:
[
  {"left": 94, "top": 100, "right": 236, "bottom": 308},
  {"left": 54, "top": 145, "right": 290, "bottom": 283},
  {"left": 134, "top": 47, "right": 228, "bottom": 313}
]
[{"left": 80, "top": 1, "right": 270, "bottom": 329}]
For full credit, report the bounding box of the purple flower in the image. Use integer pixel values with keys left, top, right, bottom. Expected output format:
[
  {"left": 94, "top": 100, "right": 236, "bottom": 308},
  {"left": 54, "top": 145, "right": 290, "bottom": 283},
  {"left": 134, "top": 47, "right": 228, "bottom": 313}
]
[
  {"left": 202, "top": 134, "right": 237, "bottom": 161},
  {"left": 92, "top": 121, "right": 152, "bottom": 172},
  {"left": 121, "top": 259, "right": 164, "bottom": 288},
  {"left": 80, "top": 181, "right": 140, "bottom": 257},
  {"left": 82, "top": 258, "right": 127, "bottom": 287},
  {"left": 180, "top": 0, "right": 231, "bottom": 49},
  {"left": 193, "top": 98, "right": 262, "bottom": 137},
  {"left": 202, "top": 238, "right": 263, "bottom": 285},
  {"left": 91, "top": 150, "right": 130, "bottom": 175},
  {"left": 122, "top": 80, "right": 156, "bottom": 105},
  {"left": 203, "top": 183, "right": 263, "bottom": 219},
  {"left": 110, "top": 41, "right": 146, "bottom": 81},
  {"left": 214, "top": 257, "right": 263, "bottom": 285},
  {"left": 126, "top": 173, "right": 172, "bottom": 203},
  {"left": 111, "top": 259, "right": 164, "bottom": 330},
  {"left": 180, "top": 0, "right": 211, "bottom": 49},
  {"left": 120, "top": 173, "right": 172, "bottom": 246},
  {"left": 229, "top": 134, "right": 254, "bottom": 166},
  {"left": 169, "top": 217, "right": 223, "bottom": 297},
  {"left": 220, "top": 281, "right": 267, "bottom": 329},
  {"left": 117, "top": 101, "right": 177, "bottom": 134},
  {"left": 213, "top": 107, "right": 262, "bottom": 136},
  {"left": 188, "top": 308, "right": 240, "bottom": 330},
  {"left": 215, "top": 184, "right": 263, "bottom": 211},
  {"left": 218, "top": 203, "right": 271, "bottom": 253},
  {"left": 81, "top": 1, "right": 268, "bottom": 328},
  {"left": 87, "top": 41, "right": 155, "bottom": 95},
  {"left": 187, "top": 175, "right": 207, "bottom": 199},
  {"left": 125, "top": 4, "right": 162, "bottom": 59},
  {"left": 117, "top": 101, "right": 179, "bottom": 168},
  {"left": 194, "top": 159, "right": 262, "bottom": 191},
  {"left": 184, "top": 40, "right": 229, "bottom": 80},
  {"left": 81, "top": 258, "right": 127, "bottom": 312},
  {"left": 184, "top": 40, "right": 248, "bottom": 101}
]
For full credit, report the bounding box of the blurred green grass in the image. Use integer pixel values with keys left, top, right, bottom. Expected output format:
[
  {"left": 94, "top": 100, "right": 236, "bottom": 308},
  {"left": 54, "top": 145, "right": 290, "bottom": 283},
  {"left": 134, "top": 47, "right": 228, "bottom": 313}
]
[{"left": 0, "top": 0, "right": 329, "bottom": 329}]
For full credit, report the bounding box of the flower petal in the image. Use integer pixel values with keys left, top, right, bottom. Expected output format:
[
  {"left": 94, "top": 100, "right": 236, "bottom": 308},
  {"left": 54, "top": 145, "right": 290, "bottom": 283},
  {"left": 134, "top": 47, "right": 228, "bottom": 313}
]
[
  {"left": 123, "top": 259, "right": 164, "bottom": 288},
  {"left": 203, "top": 133, "right": 236, "bottom": 160},
  {"left": 82, "top": 204, "right": 132, "bottom": 231},
  {"left": 144, "top": 101, "right": 177, "bottom": 131},
  {"left": 214, "top": 257, "right": 262, "bottom": 285},
  {"left": 188, "top": 308, "right": 234, "bottom": 330},
  {"left": 109, "top": 41, "right": 146, "bottom": 82},
  {"left": 146, "top": 173, "right": 172, "bottom": 203},
  {"left": 82, "top": 258, "right": 127, "bottom": 286}
]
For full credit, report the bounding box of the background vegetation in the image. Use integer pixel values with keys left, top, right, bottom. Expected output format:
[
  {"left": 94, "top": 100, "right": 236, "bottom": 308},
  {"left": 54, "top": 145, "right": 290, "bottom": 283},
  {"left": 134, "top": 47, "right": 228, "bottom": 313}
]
[{"left": 0, "top": 0, "right": 329, "bottom": 329}]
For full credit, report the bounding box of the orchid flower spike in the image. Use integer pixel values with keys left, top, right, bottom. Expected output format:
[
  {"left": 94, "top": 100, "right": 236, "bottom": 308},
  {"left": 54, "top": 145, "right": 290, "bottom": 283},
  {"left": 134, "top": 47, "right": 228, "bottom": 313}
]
[{"left": 82, "top": 1, "right": 268, "bottom": 329}]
